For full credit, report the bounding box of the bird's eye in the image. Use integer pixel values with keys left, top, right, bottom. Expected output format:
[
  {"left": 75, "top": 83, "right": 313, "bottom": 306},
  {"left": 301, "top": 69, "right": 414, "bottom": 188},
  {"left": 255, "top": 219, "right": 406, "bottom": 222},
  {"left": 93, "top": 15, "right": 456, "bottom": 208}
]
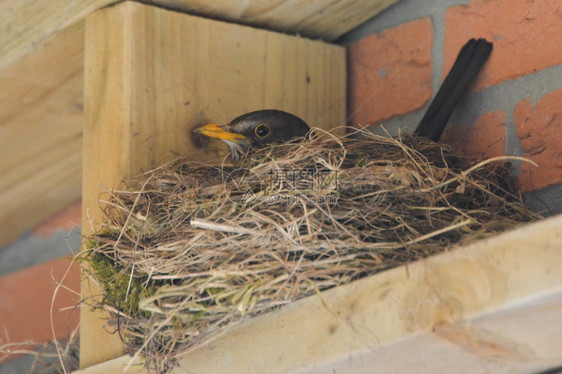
[{"left": 255, "top": 124, "right": 270, "bottom": 137}]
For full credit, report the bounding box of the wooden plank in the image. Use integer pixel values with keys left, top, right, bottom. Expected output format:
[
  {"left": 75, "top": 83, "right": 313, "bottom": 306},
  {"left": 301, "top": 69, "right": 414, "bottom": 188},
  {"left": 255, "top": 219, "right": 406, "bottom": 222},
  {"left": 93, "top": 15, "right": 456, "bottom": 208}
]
[
  {"left": 76, "top": 214, "right": 562, "bottom": 373},
  {"left": 0, "top": 0, "right": 395, "bottom": 69},
  {"left": 0, "top": 21, "right": 84, "bottom": 245},
  {"left": 0, "top": 0, "right": 109, "bottom": 70},
  {"left": 146, "top": 0, "right": 399, "bottom": 41},
  {"left": 302, "top": 290, "right": 562, "bottom": 373},
  {"left": 81, "top": 1, "right": 346, "bottom": 368}
]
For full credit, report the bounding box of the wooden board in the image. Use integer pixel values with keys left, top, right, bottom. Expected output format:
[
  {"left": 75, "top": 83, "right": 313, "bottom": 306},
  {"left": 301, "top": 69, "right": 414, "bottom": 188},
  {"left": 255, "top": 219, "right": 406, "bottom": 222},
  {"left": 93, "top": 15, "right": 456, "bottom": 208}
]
[
  {"left": 302, "top": 290, "right": 562, "bottom": 374},
  {"left": 0, "top": 21, "right": 84, "bottom": 245},
  {"left": 77, "top": 214, "right": 562, "bottom": 373},
  {"left": 1, "top": 0, "right": 396, "bottom": 68},
  {"left": 145, "top": 0, "right": 399, "bottom": 41},
  {"left": 81, "top": 1, "right": 346, "bottom": 368}
]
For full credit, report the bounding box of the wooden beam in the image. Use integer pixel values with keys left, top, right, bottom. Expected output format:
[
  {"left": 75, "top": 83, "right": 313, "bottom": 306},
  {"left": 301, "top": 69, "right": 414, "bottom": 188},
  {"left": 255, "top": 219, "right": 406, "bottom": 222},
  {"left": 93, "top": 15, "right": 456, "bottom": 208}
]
[
  {"left": 81, "top": 1, "right": 346, "bottom": 368},
  {"left": 305, "top": 290, "right": 562, "bottom": 373},
  {"left": 0, "top": 0, "right": 396, "bottom": 69},
  {"left": 77, "top": 214, "right": 562, "bottom": 373},
  {"left": 0, "top": 21, "right": 84, "bottom": 245},
  {"left": 0, "top": 1, "right": 106, "bottom": 70},
  {"left": 144, "top": 0, "right": 399, "bottom": 41}
]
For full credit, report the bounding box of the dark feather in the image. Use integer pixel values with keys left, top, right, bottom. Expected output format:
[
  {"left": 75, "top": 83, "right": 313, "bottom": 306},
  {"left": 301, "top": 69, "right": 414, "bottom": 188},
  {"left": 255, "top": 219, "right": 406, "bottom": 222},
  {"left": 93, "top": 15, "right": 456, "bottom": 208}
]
[{"left": 414, "top": 38, "right": 493, "bottom": 141}]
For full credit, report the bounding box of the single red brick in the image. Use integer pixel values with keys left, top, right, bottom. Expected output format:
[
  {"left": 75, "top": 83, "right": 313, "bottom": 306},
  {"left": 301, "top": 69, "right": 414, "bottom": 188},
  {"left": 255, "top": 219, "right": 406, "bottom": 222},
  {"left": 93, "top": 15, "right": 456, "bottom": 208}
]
[
  {"left": 445, "top": 0, "right": 562, "bottom": 90},
  {"left": 441, "top": 111, "right": 506, "bottom": 159},
  {"left": 515, "top": 90, "right": 562, "bottom": 192},
  {"left": 348, "top": 18, "right": 433, "bottom": 127},
  {"left": 33, "top": 199, "right": 82, "bottom": 238},
  {"left": 0, "top": 258, "right": 80, "bottom": 359}
]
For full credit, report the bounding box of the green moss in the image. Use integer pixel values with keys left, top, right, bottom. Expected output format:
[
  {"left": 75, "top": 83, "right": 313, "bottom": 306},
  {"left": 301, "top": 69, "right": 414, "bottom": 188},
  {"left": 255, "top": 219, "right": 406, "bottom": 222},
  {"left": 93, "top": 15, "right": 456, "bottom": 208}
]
[
  {"left": 171, "top": 316, "right": 184, "bottom": 331},
  {"left": 188, "top": 310, "right": 206, "bottom": 321},
  {"left": 82, "top": 238, "right": 103, "bottom": 251},
  {"left": 205, "top": 287, "right": 223, "bottom": 296},
  {"left": 86, "top": 251, "right": 154, "bottom": 319}
]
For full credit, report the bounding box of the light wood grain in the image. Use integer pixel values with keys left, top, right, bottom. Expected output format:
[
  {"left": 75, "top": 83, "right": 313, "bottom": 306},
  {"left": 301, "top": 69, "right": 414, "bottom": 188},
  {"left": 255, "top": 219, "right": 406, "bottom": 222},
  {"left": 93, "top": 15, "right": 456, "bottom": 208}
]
[
  {"left": 0, "top": 21, "right": 84, "bottom": 245},
  {"left": 81, "top": 1, "right": 345, "bottom": 368},
  {"left": 0, "top": 0, "right": 108, "bottom": 70},
  {"left": 144, "top": 0, "right": 398, "bottom": 41},
  {"left": 77, "top": 214, "right": 562, "bottom": 373},
  {"left": 0, "top": 0, "right": 395, "bottom": 69},
  {"left": 302, "top": 290, "right": 562, "bottom": 374}
]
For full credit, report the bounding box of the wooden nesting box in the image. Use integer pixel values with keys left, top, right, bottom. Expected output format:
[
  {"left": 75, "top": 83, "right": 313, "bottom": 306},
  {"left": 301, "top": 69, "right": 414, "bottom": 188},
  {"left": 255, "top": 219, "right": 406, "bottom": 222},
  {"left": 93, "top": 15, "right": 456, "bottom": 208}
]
[{"left": 80, "top": 1, "right": 347, "bottom": 368}]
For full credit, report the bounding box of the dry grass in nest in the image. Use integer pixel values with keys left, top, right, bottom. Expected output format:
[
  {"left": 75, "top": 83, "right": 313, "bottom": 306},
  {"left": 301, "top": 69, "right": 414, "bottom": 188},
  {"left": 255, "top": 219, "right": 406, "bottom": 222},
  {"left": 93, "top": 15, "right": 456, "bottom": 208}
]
[{"left": 83, "top": 128, "right": 538, "bottom": 372}]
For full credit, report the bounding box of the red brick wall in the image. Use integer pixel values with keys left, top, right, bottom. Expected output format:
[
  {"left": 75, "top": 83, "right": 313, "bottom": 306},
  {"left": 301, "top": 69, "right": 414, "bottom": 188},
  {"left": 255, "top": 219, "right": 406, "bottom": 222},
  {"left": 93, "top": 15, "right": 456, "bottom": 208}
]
[
  {"left": 348, "top": 0, "right": 562, "bottom": 195},
  {"left": 348, "top": 18, "right": 433, "bottom": 126},
  {"left": 0, "top": 201, "right": 81, "bottom": 365},
  {"left": 515, "top": 90, "right": 562, "bottom": 192},
  {"left": 0, "top": 258, "right": 80, "bottom": 351}
]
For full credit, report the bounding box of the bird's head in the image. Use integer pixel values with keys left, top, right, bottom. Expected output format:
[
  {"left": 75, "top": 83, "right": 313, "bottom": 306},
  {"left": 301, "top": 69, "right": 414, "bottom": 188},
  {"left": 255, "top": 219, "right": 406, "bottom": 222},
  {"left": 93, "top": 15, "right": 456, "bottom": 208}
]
[{"left": 195, "top": 110, "right": 310, "bottom": 161}]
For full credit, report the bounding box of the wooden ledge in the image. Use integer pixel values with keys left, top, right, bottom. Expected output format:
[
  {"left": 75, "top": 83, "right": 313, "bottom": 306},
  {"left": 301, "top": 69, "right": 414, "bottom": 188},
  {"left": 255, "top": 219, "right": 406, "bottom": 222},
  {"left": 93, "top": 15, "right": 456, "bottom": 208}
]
[{"left": 77, "top": 214, "right": 562, "bottom": 373}]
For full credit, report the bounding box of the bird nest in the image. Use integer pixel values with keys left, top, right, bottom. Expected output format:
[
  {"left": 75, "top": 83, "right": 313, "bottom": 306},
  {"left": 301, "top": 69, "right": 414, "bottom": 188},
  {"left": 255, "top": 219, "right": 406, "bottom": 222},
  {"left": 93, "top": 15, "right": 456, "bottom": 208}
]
[{"left": 83, "top": 128, "right": 537, "bottom": 373}]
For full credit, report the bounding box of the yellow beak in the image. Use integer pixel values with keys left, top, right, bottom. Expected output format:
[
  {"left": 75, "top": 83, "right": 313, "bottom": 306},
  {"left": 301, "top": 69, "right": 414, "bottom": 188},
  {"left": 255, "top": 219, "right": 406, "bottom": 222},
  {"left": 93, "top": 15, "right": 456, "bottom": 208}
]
[{"left": 194, "top": 124, "right": 246, "bottom": 142}]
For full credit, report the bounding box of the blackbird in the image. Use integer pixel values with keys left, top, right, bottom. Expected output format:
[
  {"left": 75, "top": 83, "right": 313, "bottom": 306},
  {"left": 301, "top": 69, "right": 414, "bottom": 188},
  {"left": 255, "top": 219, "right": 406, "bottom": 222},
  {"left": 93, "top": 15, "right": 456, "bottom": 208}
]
[
  {"left": 195, "top": 38, "right": 493, "bottom": 160},
  {"left": 195, "top": 110, "right": 310, "bottom": 161}
]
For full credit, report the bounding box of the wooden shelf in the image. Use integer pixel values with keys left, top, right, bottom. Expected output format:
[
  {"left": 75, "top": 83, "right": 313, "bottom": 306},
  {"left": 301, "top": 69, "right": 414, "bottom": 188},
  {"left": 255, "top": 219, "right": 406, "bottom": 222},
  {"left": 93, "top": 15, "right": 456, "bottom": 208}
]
[{"left": 77, "top": 214, "right": 562, "bottom": 373}]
